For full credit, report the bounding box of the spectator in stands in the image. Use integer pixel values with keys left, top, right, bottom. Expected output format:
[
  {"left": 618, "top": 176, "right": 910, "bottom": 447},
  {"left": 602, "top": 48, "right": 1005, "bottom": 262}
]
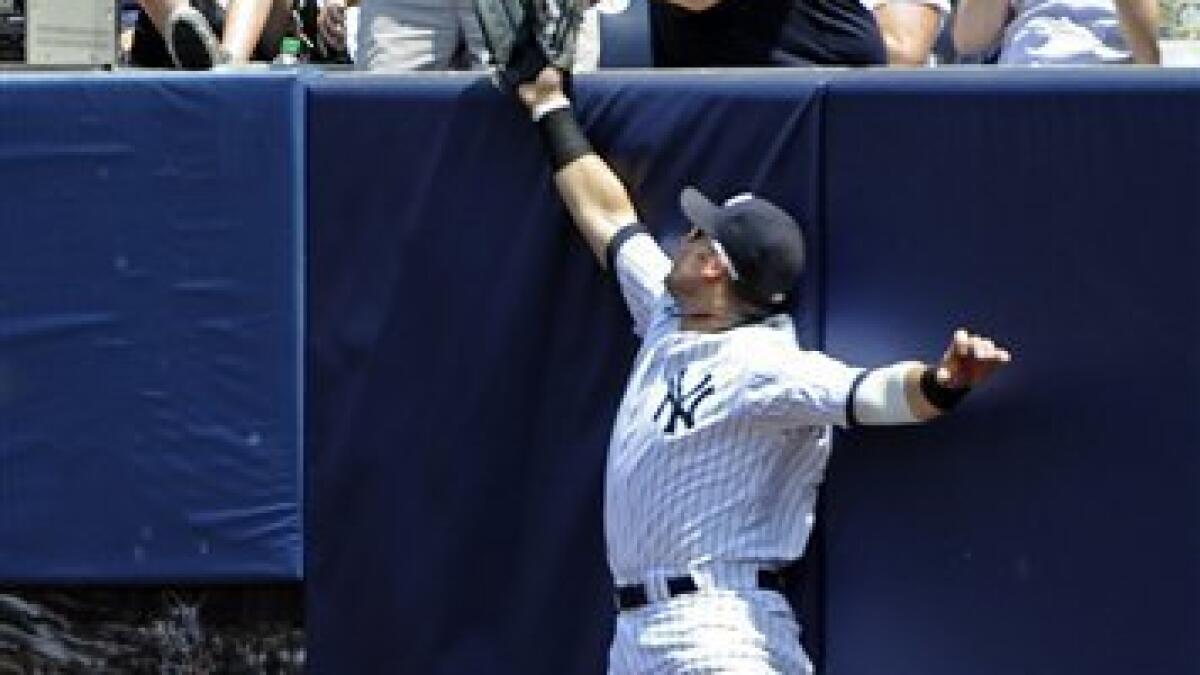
[
  {"left": 133, "top": 0, "right": 294, "bottom": 69},
  {"left": 315, "top": 0, "right": 357, "bottom": 60},
  {"left": 649, "top": 0, "right": 887, "bottom": 66},
  {"left": 866, "top": 0, "right": 950, "bottom": 64},
  {"left": 953, "top": 0, "right": 1160, "bottom": 63},
  {"left": 351, "top": 0, "right": 601, "bottom": 71}
]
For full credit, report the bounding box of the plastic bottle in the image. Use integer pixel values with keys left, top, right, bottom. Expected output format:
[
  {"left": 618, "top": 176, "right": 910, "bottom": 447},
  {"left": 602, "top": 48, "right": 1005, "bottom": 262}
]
[{"left": 272, "top": 36, "right": 303, "bottom": 66}]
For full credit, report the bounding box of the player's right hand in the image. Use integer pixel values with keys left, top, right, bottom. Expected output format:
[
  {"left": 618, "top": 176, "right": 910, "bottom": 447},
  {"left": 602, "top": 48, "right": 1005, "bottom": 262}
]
[{"left": 935, "top": 328, "right": 1012, "bottom": 389}]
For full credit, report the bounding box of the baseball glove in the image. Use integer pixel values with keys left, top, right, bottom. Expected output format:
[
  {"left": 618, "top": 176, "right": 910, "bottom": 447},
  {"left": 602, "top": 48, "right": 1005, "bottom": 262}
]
[{"left": 474, "top": 0, "right": 587, "bottom": 89}]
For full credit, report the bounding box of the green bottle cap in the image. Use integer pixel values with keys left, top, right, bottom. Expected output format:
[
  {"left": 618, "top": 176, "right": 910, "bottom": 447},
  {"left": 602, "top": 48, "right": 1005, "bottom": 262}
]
[{"left": 280, "top": 37, "right": 303, "bottom": 56}]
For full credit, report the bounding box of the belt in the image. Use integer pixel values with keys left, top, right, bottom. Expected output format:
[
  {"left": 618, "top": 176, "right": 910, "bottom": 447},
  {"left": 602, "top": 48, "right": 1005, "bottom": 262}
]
[{"left": 613, "top": 569, "right": 787, "bottom": 612}]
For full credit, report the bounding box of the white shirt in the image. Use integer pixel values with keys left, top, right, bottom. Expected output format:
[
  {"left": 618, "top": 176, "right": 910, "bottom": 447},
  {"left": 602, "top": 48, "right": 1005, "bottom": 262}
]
[
  {"left": 603, "top": 231, "right": 862, "bottom": 585},
  {"left": 1000, "top": 0, "right": 1132, "bottom": 64}
]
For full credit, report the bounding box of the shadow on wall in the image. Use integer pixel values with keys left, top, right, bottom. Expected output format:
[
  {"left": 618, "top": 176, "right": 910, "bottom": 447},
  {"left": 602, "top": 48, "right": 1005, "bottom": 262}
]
[{"left": 0, "top": 585, "right": 302, "bottom": 674}]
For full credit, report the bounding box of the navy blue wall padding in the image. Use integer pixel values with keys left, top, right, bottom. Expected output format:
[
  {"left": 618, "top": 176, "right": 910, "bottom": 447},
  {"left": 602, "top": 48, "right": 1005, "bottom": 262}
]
[
  {"left": 0, "top": 74, "right": 303, "bottom": 582},
  {"left": 305, "top": 72, "right": 826, "bottom": 675},
  {"left": 0, "top": 68, "right": 1195, "bottom": 675},
  {"left": 598, "top": 0, "right": 653, "bottom": 68},
  {"left": 819, "top": 70, "right": 1200, "bottom": 675}
]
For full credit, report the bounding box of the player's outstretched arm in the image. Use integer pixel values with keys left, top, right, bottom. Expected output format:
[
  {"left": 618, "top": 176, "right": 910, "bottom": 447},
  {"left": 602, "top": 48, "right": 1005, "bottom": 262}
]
[
  {"left": 852, "top": 329, "right": 1012, "bottom": 425},
  {"left": 516, "top": 67, "right": 640, "bottom": 268}
]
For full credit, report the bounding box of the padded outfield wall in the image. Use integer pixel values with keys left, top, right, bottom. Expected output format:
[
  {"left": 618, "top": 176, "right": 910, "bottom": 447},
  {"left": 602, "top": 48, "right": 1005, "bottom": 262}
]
[{"left": 0, "top": 70, "right": 1194, "bottom": 674}]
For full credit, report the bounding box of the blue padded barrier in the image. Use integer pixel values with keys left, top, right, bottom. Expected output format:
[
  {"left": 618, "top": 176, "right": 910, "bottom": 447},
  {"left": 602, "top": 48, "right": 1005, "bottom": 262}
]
[
  {"left": 0, "top": 67, "right": 1195, "bottom": 675},
  {"left": 0, "top": 73, "right": 303, "bottom": 582},
  {"left": 305, "top": 71, "right": 828, "bottom": 675},
  {"left": 819, "top": 69, "right": 1200, "bottom": 675},
  {"left": 598, "top": 0, "right": 654, "bottom": 68}
]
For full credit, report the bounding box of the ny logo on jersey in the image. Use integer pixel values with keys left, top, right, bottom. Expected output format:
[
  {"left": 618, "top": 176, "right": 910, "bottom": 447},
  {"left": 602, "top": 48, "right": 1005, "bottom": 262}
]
[{"left": 654, "top": 366, "right": 715, "bottom": 434}]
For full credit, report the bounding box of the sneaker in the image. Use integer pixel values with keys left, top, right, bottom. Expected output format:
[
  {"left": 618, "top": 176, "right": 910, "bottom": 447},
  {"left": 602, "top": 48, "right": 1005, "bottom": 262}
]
[{"left": 165, "top": 6, "right": 224, "bottom": 70}]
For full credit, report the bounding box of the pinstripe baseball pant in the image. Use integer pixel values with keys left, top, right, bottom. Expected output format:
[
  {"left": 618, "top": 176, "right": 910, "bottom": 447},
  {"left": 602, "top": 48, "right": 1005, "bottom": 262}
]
[{"left": 608, "top": 588, "right": 813, "bottom": 674}]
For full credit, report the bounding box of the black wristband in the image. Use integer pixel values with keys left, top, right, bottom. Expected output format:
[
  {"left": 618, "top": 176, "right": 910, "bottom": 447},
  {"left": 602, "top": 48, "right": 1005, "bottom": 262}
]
[
  {"left": 845, "top": 369, "right": 872, "bottom": 428},
  {"left": 920, "top": 366, "right": 970, "bottom": 411},
  {"left": 605, "top": 224, "right": 649, "bottom": 273},
  {"left": 536, "top": 107, "right": 593, "bottom": 172}
]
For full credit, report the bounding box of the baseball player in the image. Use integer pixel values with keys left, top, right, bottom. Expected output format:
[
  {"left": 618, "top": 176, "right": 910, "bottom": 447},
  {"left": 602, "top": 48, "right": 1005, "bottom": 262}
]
[{"left": 513, "top": 65, "right": 1012, "bottom": 673}]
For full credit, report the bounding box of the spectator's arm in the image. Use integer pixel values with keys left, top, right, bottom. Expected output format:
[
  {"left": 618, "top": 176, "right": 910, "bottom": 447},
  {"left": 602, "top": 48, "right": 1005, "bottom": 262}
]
[
  {"left": 873, "top": 2, "right": 944, "bottom": 65},
  {"left": 318, "top": 0, "right": 356, "bottom": 51},
  {"left": 223, "top": 0, "right": 291, "bottom": 62},
  {"left": 662, "top": 0, "right": 725, "bottom": 11},
  {"left": 952, "top": 0, "right": 1009, "bottom": 56},
  {"left": 1114, "top": 0, "right": 1160, "bottom": 64}
]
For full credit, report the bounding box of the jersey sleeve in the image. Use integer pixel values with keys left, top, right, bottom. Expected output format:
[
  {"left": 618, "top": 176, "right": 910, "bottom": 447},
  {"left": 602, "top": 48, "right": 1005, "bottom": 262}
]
[
  {"left": 744, "top": 350, "right": 866, "bottom": 429},
  {"left": 607, "top": 225, "right": 672, "bottom": 337}
]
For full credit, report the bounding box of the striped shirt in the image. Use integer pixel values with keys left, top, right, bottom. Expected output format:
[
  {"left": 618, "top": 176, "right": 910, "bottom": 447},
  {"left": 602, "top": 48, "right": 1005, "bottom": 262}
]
[{"left": 604, "top": 230, "right": 862, "bottom": 585}]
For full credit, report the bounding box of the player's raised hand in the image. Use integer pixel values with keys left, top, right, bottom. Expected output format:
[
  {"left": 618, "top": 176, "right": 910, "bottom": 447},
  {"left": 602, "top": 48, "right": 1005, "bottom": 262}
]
[
  {"left": 934, "top": 328, "right": 1011, "bottom": 389},
  {"left": 517, "top": 66, "right": 569, "bottom": 112}
]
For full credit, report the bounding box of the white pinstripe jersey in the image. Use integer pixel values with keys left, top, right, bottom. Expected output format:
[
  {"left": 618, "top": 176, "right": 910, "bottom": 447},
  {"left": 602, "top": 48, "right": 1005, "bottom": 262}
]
[{"left": 605, "top": 231, "right": 863, "bottom": 585}]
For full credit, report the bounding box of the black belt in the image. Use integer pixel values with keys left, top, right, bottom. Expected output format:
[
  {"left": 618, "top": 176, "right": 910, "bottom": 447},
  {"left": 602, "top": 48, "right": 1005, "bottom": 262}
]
[{"left": 614, "top": 569, "right": 787, "bottom": 612}]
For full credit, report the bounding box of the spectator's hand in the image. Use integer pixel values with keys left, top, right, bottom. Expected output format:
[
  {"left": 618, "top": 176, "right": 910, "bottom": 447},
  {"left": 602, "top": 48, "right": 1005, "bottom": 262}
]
[
  {"left": 318, "top": 0, "right": 348, "bottom": 51},
  {"left": 517, "top": 66, "right": 569, "bottom": 113},
  {"left": 935, "top": 329, "right": 1011, "bottom": 389}
]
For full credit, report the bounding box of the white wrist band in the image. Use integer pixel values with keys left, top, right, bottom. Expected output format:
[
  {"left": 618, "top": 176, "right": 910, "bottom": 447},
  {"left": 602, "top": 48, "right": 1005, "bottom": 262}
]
[
  {"left": 531, "top": 98, "right": 571, "bottom": 122},
  {"left": 852, "top": 362, "right": 921, "bottom": 425}
]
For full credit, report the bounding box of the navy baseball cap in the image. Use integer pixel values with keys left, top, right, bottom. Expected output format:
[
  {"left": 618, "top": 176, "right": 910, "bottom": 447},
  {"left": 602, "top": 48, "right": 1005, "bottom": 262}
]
[{"left": 679, "top": 187, "right": 805, "bottom": 309}]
